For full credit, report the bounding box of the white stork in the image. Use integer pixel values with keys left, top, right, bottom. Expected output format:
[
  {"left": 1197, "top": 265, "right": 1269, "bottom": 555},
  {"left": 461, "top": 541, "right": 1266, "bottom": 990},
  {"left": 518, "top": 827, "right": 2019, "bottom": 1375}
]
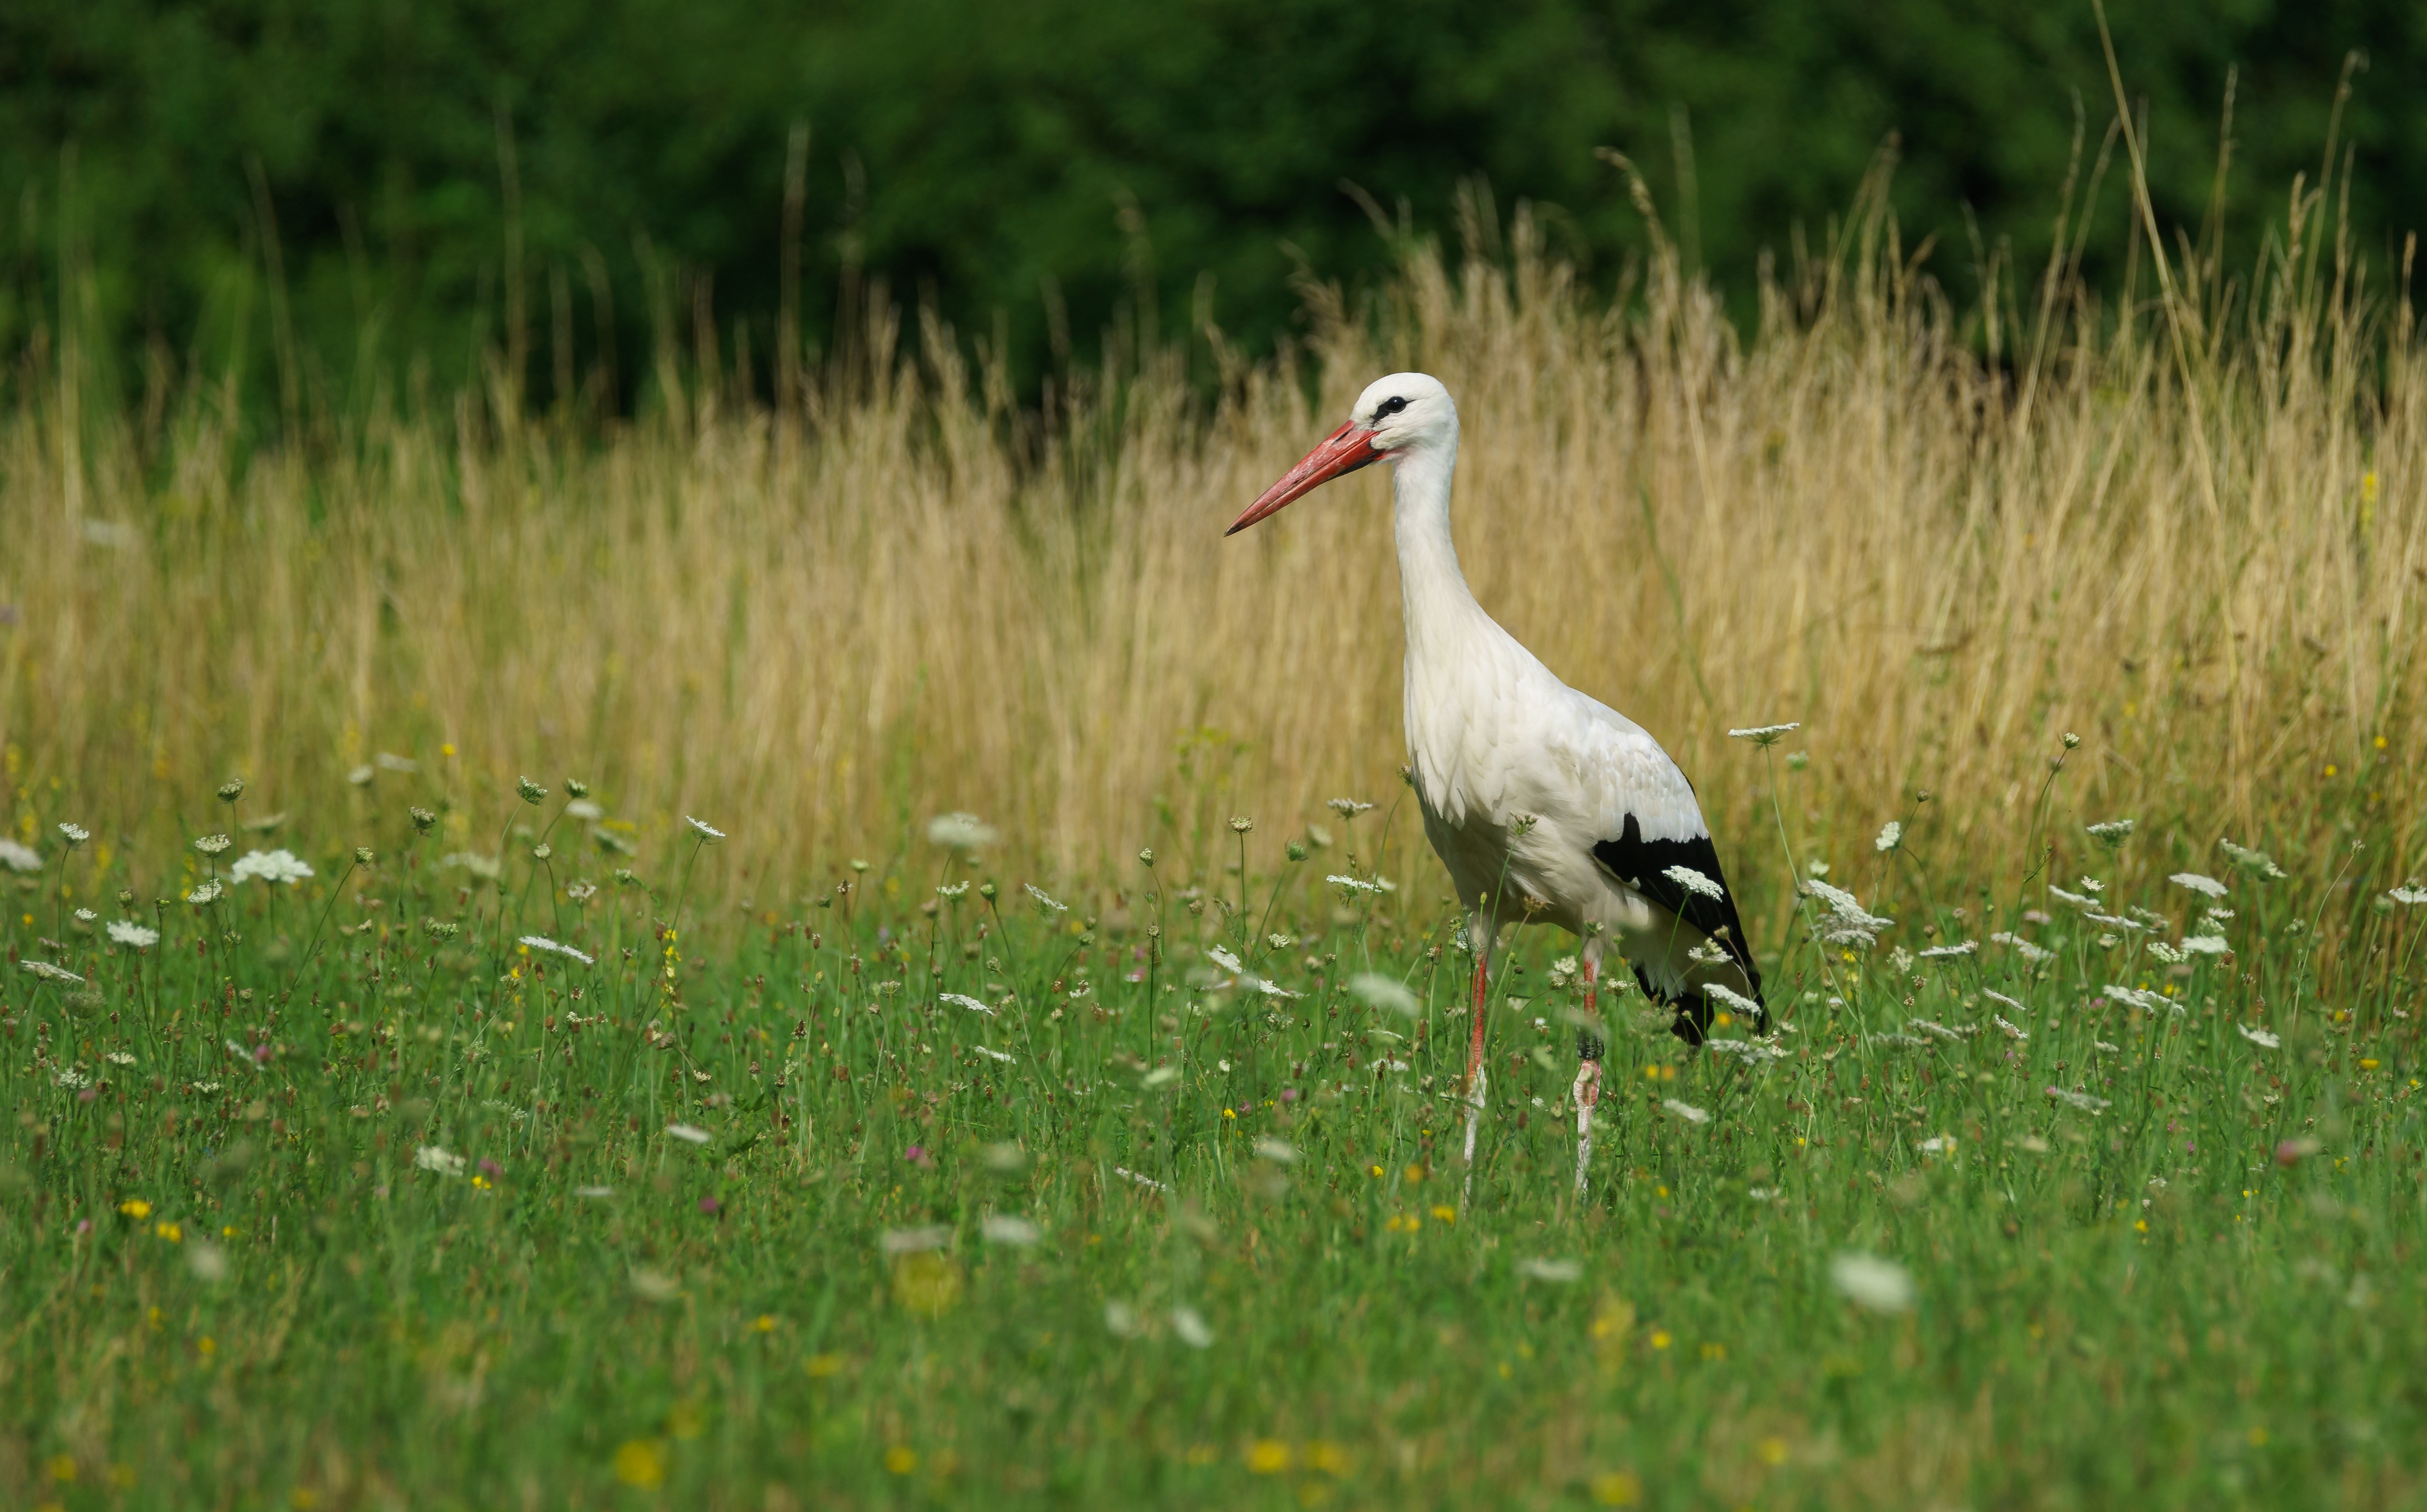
[{"left": 1228, "top": 372, "right": 1766, "bottom": 1195}]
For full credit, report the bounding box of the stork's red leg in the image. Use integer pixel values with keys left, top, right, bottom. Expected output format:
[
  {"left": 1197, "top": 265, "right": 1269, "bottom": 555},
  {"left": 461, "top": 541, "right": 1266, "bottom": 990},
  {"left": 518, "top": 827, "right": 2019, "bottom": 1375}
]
[
  {"left": 1460, "top": 923, "right": 1491, "bottom": 1200},
  {"left": 1572, "top": 950, "right": 1605, "bottom": 1196}
]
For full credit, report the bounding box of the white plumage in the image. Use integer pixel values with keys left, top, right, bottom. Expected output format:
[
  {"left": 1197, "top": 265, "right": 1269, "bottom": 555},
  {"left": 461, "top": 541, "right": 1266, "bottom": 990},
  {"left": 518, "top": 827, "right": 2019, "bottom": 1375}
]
[{"left": 1230, "top": 372, "right": 1765, "bottom": 1196}]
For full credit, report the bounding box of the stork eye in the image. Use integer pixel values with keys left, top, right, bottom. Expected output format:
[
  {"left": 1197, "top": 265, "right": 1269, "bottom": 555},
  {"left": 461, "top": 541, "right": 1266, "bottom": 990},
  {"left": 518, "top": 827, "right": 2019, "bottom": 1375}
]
[{"left": 1374, "top": 395, "right": 1409, "bottom": 420}]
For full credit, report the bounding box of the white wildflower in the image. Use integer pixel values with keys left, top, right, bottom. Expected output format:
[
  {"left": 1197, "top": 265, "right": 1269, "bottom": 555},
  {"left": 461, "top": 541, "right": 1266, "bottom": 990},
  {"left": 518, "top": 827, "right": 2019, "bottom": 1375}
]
[
  {"left": 189, "top": 1080, "right": 221, "bottom": 1094},
  {"left": 1982, "top": 988, "right": 2027, "bottom": 1012},
  {"left": 440, "top": 852, "right": 503, "bottom": 880},
  {"left": 229, "top": 849, "right": 314, "bottom": 885},
  {"left": 1516, "top": 1257, "right": 1583, "bottom": 1282},
  {"left": 1705, "top": 1038, "right": 1789, "bottom": 1063},
  {"left": 1993, "top": 1015, "right": 2028, "bottom": 1041},
  {"left": 1831, "top": 1253, "right": 1915, "bottom": 1313},
  {"left": 1171, "top": 1306, "right": 1216, "bottom": 1348},
  {"left": 1326, "top": 873, "right": 1383, "bottom": 893},
  {"left": 1326, "top": 798, "right": 1375, "bottom": 817},
  {"left": 2181, "top": 935, "right": 2230, "bottom": 955},
  {"left": 972, "top": 1045, "right": 1015, "bottom": 1064},
  {"left": 193, "top": 834, "right": 233, "bottom": 857},
  {"left": 1661, "top": 1097, "right": 1710, "bottom": 1125},
  {"left": 1908, "top": 1018, "right": 1974, "bottom": 1042},
  {"left": 1917, "top": 940, "right": 1978, "bottom": 958},
  {"left": 2146, "top": 941, "right": 2188, "bottom": 964},
  {"left": 1705, "top": 981, "right": 1763, "bottom": 1018},
  {"left": 2085, "top": 819, "right": 2136, "bottom": 844},
  {"left": 2170, "top": 872, "right": 2229, "bottom": 898},
  {"left": 937, "top": 881, "right": 969, "bottom": 898},
  {"left": 564, "top": 799, "right": 605, "bottom": 821},
  {"left": 1918, "top": 1136, "right": 1954, "bottom": 1153},
  {"left": 1024, "top": 882, "right": 1068, "bottom": 913},
  {"left": 187, "top": 1242, "right": 229, "bottom": 1283},
  {"left": 1726, "top": 722, "right": 1800, "bottom": 745},
  {"left": 22, "top": 960, "right": 84, "bottom": 984},
  {"left": 2044, "top": 1086, "right": 2111, "bottom": 1113},
  {"left": 2103, "top": 983, "right": 2179, "bottom": 1015},
  {"left": 1346, "top": 972, "right": 1420, "bottom": 1018},
  {"left": 186, "top": 879, "right": 223, "bottom": 905},
  {"left": 926, "top": 812, "right": 1000, "bottom": 852},
  {"left": 105, "top": 1050, "right": 137, "bottom": 1066},
  {"left": 1252, "top": 1137, "right": 1298, "bottom": 1164},
  {"left": 2386, "top": 884, "right": 2427, "bottom": 906},
  {"left": 981, "top": 1214, "right": 1041, "bottom": 1247},
  {"left": 2048, "top": 886, "right": 2095, "bottom": 908},
  {"left": 1103, "top": 1301, "right": 1143, "bottom": 1338},
  {"left": 2219, "top": 838, "right": 2287, "bottom": 880},
  {"left": 2237, "top": 1023, "right": 2281, "bottom": 1050},
  {"left": 574, "top": 1186, "right": 615, "bottom": 1199},
  {"left": 685, "top": 816, "right": 725, "bottom": 842},
  {"left": 1801, "top": 877, "right": 1891, "bottom": 948},
  {"left": 1990, "top": 932, "right": 2053, "bottom": 963},
  {"left": 1205, "top": 944, "right": 1244, "bottom": 973},
  {"left": 941, "top": 993, "right": 998, "bottom": 1017},
  {"left": 1874, "top": 821, "right": 1903, "bottom": 853},
  {"left": 664, "top": 1123, "right": 712, "bottom": 1145},
  {"left": 1664, "top": 864, "right": 1724, "bottom": 900},
  {"left": 1112, "top": 1166, "right": 1169, "bottom": 1192},
  {"left": 53, "top": 1066, "right": 92, "bottom": 1089},
  {"left": 880, "top": 1226, "right": 952, "bottom": 1255},
  {"left": 0, "top": 837, "right": 41, "bottom": 872},
  {"left": 414, "top": 1146, "right": 466, "bottom": 1177},
  {"left": 57, "top": 822, "right": 89, "bottom": 847},
  {"left": 516, "top": 934, "right": 594, "bottom": 965}
]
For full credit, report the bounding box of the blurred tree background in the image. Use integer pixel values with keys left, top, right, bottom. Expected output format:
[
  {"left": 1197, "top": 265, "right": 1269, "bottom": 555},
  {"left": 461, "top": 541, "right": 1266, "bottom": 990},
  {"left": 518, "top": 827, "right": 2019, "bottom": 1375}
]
[{"left": 1, "top": 0, "right": 2416, "bottom": 423}]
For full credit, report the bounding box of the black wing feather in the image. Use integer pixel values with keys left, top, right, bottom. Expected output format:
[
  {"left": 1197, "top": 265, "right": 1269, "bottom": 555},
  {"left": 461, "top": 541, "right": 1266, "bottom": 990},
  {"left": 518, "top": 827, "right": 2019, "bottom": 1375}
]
[{"left": 1591, "top": 814, "right": 1766, "bottom": 1042}]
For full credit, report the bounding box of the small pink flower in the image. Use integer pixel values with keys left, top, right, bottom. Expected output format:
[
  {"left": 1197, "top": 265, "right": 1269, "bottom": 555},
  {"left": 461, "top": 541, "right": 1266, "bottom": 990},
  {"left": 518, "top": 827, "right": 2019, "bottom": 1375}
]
[
  {"left": 699, "top": 1195, "right": 721, "bottom": 1215},
  {"left": 478, "top": 1158, "right": 503, "bottom": 1179}
]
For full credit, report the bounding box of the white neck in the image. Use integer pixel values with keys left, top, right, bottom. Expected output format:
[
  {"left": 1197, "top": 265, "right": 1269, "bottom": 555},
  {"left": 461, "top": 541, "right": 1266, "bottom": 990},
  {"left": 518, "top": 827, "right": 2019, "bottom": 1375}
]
[{"left": 1390, "top": 425, "right": 1494, "bottom": 668}]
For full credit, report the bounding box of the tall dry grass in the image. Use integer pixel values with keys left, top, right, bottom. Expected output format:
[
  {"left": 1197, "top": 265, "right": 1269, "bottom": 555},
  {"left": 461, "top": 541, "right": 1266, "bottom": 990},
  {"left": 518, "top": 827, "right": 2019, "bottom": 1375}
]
[{"left": 1, "top": 163, "right": 2420, "bottom": 914}]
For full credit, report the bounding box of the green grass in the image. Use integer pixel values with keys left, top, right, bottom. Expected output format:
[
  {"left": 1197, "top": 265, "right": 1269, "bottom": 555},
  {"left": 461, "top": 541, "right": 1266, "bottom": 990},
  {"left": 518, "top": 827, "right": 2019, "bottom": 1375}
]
[{"left": 4, "top": 784, "right": 2423, "bottom": 1511}]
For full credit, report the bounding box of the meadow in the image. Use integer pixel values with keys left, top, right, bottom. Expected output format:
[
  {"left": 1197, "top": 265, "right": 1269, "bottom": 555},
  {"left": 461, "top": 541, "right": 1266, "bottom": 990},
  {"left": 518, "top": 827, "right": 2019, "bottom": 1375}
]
[{"left": 3, "top": 152, "right": 2425, "bottom": 1507}]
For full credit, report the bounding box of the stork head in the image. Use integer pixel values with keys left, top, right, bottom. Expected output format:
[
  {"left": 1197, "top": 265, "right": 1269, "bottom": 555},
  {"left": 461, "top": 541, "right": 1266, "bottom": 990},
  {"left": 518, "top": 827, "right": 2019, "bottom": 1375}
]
[{"left": 1226, "top": 372, "right": 1455, "bottom": 535}]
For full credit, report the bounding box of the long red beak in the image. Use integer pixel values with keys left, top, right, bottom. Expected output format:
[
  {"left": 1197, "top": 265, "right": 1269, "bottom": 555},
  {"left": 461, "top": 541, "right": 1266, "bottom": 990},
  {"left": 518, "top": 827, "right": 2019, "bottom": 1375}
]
[{"left": 1225, "top": 422, "right": 1385, "bottom": 536}]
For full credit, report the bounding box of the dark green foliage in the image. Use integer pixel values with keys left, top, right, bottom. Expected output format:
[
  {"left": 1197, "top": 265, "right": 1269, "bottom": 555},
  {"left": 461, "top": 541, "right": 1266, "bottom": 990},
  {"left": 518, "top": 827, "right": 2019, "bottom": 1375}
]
[{"left": 1, "top": 0, "right": 2416, "bottom": 415}]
